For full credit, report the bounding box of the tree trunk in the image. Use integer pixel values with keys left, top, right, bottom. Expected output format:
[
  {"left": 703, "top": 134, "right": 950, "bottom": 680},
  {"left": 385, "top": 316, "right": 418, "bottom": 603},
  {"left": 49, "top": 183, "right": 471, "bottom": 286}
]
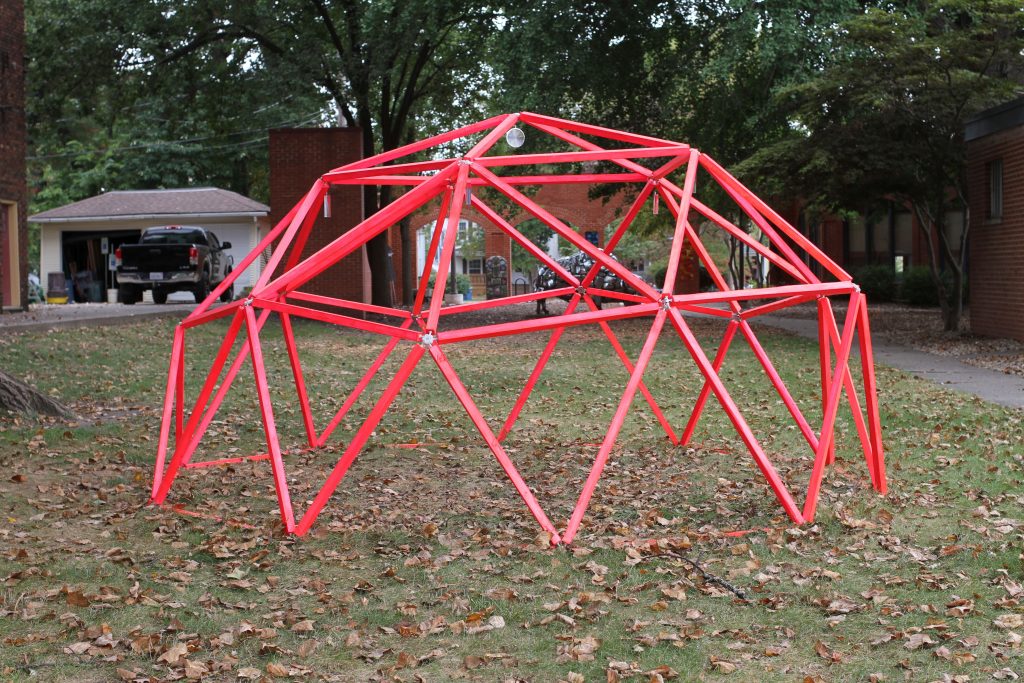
[
  {"left": 400, "top": 216, "right": 413, "bottom": 305},
  {"left": 0, "top": 370, "right": 73, "bottom": 418}
]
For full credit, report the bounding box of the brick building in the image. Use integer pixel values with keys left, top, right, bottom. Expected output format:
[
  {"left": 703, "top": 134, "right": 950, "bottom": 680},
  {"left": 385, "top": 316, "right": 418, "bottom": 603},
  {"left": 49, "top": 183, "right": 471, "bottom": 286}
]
[
  {"left": 965, "top": 97, "right": 1024, "bottom": 342},
  {"left": 268, "top": 128, "right": 369, "bottom": 303},
  {"left": 0, "top": 0, "right": 27, "bottom": 311}
]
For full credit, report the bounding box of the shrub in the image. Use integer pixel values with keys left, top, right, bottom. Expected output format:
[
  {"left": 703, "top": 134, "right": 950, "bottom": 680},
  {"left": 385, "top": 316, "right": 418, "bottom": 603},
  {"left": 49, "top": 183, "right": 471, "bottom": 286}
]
[
  {"left": 853, "top": 264, "right": 897, "bottom": 303},
  {"left": 900, "top": 266, "right": 945, "bottom": 307},
  {"left": 427, "top": 272, "right": 471, "bottom": 296}
]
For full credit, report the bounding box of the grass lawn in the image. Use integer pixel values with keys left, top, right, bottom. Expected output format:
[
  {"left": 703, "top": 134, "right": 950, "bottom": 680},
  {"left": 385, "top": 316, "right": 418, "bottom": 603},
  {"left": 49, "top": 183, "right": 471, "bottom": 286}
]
[{"left": 0, "top": 309, "right": 1021, "bottom": 682}]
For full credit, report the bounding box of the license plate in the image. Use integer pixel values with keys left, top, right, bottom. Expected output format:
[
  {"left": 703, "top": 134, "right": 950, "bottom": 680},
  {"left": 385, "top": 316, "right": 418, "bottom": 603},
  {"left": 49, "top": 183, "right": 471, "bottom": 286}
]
[{"left": 149, "top": 272, "right": 164, "bottom": 280}]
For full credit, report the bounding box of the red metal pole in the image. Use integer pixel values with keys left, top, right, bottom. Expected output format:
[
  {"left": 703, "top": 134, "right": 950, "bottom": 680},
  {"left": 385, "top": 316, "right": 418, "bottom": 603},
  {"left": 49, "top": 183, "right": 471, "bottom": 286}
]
[
  {"left": 678, "top": 320, "right": 739, "bottom": 447},
  {"left": 244, "top": 304, "right": 296, "bottom": 532},
  {"left": 520, "top": 111, "right": 683, "bottom": 147},
  {"left": 441, "top": 301, "right": 660, "bottom": 345},
  {"left": 253, "top": 297, "right": 420, "bottom": 341},
  {"left": 428, "top": 344, "right": 561, "bottom": 543},
  {"left": 174, "top": 331, "right": 184, "bottom": 440},
  {"left": 287, "top": 290, "right": 412, "bottom": 319},
  {"left": 425, "top": 164, "right": 471, "bottom": 331},
  {"left": 254, "top": 180, "right": 328, "bottom": 291},
  {"left": 667, "top": 307, "right": 805, "bottom": 524},
  {"left": 819, "top": 297, "right": 874, "bottom": 470},
  {"left": 661, "top": 150, "right": 700, "bottom": 293},
  {"left": 412, "top": 186, "right": 454, "bottom": 316},
  {"left": 689, "top": 197, "right": 809, "bottom": 285},
  {"left": 498, "top": 294, "right": 582, "bottom": 441},
  {"left": 583, "top": 293, "right": 677, "bottom": 443},
  {"left": 335, "top": 113, "right": 510, "bottom": 171},
  {"left": 470, "top": 196, "right": 580, "bottom": 286},
  {"left": 294, "top": 345, "right": 426, "bottom": 536},
  {"left": 700, "top": 155, "right": 848, "bottom": 283},
  {"left": 803, "top": 292, "right": 863, "bottom": 522},
  {"left": 470, "top": 162, "right": 659, "bottom": 301},
  {"left": 152, "top": 326, "right": 185, "bottom": 499},
  {"left": 152, "top": 310, "right": 247, "bottom": 503},
  {"left": 563, "top": 308, "right": 668, "bottom": 544},
  {"left": 738, "top": 320, "right": 819, "bottom": 451},
  {"left": 317, "top": 320, "right": 413, "bottom": 446},
  {"left": 263, "top": 166, "right": 456, "bottom": 298},
  {"left": 816, "top": 297, "right": 835, "bottom": 465},
  {"left": 856, "top": 301, "right": 887, "bottom": 493},
  {"left": 280, "top": 312, "right": 317, "bottom": 448},
  {"left": 185, "top": 202, "right": 300, "bottom": 322}
]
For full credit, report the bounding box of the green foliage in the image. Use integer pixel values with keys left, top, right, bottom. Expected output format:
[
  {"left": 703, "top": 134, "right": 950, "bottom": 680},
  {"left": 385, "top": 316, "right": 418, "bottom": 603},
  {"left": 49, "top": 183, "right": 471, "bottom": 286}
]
[
  {"left": 427, "top": 271, "right": 471, "bottom": 296},
  {"left": 901, "top": 267, "right": 942, "bottom": 307},
  {"left": 854, "top": 264, "right": 897, "bottom": 303}
]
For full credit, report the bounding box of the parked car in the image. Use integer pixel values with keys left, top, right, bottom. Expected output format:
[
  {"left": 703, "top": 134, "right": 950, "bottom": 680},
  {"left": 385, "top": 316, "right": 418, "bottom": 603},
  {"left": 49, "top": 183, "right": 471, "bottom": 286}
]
[{"left": 115, "top": 226, "right": 234, "bottom": 304}]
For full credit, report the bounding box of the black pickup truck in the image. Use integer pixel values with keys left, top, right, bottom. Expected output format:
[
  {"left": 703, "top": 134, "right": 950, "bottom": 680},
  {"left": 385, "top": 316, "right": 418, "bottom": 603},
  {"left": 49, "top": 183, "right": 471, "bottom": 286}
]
[{"left": 115, "top": 226, "right": 235, "bottom": 304}]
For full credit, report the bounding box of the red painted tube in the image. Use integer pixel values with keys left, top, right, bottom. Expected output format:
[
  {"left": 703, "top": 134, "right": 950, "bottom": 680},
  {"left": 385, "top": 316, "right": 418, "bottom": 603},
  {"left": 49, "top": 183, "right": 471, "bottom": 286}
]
[
  {"left": 584, "top": 294, "right": 678, "bottom": 444},
  {"left": 429, "top": 344, "right": 561, "bottom": 543},
  {"left": 679, "top": 320, "right": 740, "bottom": 446},
  {"left": 520, "top": 111, "right": 683, "bottom": 147},
  {"left": 857, "top": 302, "right": 887, "bottom": 493},
  {"left": 563, "top": 309, "right": 668, "bottom": 544},
  {"left": 739, "top": 320, "right": 819, "bottom": 451},
  {"left": 317, "top": 320, "right": 412, "bottom": 447},
  {"left": 295, "top": 346, "right": 426, "bottom": 536},
  {"left": 413, "top": 187, "right": 454, "bottom": 316},
  {"left": 499, "top": 295, "right": 582, "bottom": 441},
  {"left": 252, "top": 298, "right": 419, "bottom": 342},
  {"left": 280, "top": 312, "right": 317, "bottom": 447},
  {"left": 261, "top": 166, "right": 456, "bottom": 298},
  {"left": 689, "top": 197, "right": 809, "bottom": 284},
  {"left": 152, "top": 327, "right": 185, "bottom": 499},
  {"left": 287, "top": 290, "right": 412, "bottom": 319},
  {"left": 803, "top": 292, "right": 862, "bottom": 522},
  {"left": 471, "top": 162, "right": 660, "bottom": 301},
  {"left": 471, "top": 195, "right": 580, "bottom": 286},
  {"left": 440, "top": 286, "right": 576, "bottom": 316},
  {"left": 334, "top": 113, "right": 509, "bottom": 172},
  {"left": 425, "top": 164, "right": 471, "bottom": 330},
  {"left": 245, "top": 305, "right": 296, "bottom": 532},
  {"left": 185, "top": 201, "right": 300, "bottom": 322},
  {"left": 661, "top": 150, "right": 701, "bottom": 293},
  {"left": 441, "top": 301, "right": 660, "bottom": 345},
  {"left": 668, "top": 308, "right": 805, "bottom": 524},
  {"left": 475, "top": 145, "right": 692, "bottom": 169}
]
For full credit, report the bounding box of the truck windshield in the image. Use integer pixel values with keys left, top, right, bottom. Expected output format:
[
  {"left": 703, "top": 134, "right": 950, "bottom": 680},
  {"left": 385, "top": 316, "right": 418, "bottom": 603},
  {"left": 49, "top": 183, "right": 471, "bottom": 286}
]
[{"left": 142, "top": 231, "right": 206, "bottom": 245}]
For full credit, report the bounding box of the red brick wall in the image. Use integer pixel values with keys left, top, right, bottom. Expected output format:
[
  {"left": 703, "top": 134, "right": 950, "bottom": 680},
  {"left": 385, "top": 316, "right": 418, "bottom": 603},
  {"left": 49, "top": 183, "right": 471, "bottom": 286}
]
[
  {"left": 0, "top": 0, "right": 27, "bottom": 310},
  {"left": 967, "top": 123, "right": 1024, "bottom": 341},
  {"left": 268, "top": 129, "right": 367, "bottom": 305}
]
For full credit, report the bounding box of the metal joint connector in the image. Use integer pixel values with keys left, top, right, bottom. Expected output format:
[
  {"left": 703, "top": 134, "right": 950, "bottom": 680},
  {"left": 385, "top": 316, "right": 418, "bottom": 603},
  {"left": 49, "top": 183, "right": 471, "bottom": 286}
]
[
  {"left": 731, "top": 312, "right": 743, "bottom": 322},
  {"left": 419, "top": 332, "right": 436, "bottom": 348},
  {"left": 243, "top": 297, "right": 254, "bottom": 307},
  {"left": 575, "top": 286, "right": 588, "bottom": 297},
  {"left": 660, "top": 296, "right": 673, "bottom": 311},
  {"left": 853, "top": 284, "right": 862, "bottom": 293}
]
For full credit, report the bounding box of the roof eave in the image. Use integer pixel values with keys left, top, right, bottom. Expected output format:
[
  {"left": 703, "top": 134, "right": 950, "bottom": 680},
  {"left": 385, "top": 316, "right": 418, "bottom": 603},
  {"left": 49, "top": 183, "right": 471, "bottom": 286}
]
[{"left": 29, "top": 211, "right": 268, "bottom": 223}]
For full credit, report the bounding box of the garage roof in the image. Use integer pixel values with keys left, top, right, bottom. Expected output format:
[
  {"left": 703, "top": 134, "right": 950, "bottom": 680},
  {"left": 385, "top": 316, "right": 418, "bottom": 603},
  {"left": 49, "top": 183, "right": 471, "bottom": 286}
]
[{"left": 30, "top": 187, "right": 270, "bottom": 223}]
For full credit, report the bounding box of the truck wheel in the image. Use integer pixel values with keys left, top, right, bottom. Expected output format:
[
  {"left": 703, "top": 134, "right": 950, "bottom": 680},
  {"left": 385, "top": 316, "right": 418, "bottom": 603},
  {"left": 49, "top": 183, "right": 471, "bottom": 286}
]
[
  {"left": 152, "top": 287, "right": 168, "bottom": 304},
  {"left": 117, "top": 285, "right": 139, "bottom": 305},
  {"left": 219, "top": 270, "right": 234, "bottom": 303},
  {"left": 193, "top": 272, "right": 211, "bottom": 303}
]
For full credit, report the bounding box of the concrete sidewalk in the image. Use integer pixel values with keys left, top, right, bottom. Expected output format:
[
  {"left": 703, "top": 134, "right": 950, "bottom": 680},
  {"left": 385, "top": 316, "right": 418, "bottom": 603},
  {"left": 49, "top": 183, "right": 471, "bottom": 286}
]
[
  {"left": 757, "top": 314, "right": 1024, "bottom": 410},
  {"left": 0, "top": 302, "right": 201, "bottom": 332}
]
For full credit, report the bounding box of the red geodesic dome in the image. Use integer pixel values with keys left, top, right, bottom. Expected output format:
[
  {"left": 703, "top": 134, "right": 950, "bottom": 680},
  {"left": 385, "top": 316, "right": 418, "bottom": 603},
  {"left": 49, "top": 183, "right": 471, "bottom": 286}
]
[{"left": 149, "top": 112, "right": 886, "bottom": 543}]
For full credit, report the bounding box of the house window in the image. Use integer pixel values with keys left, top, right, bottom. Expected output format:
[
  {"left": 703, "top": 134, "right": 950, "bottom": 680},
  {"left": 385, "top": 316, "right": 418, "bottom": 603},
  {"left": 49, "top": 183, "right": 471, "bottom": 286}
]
[
  {"left": 467, "top": 258, "right": 483, "bottom": 274},
  {"left": 988, "top": 159, "right": 1003, "bottom": 220}
]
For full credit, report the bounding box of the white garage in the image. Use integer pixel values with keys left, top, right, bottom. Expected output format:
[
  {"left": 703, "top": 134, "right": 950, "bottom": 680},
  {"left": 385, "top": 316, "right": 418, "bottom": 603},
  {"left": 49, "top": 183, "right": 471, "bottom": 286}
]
[{"left": 30, "top": 188, "right": 270, "bottom": 302}]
